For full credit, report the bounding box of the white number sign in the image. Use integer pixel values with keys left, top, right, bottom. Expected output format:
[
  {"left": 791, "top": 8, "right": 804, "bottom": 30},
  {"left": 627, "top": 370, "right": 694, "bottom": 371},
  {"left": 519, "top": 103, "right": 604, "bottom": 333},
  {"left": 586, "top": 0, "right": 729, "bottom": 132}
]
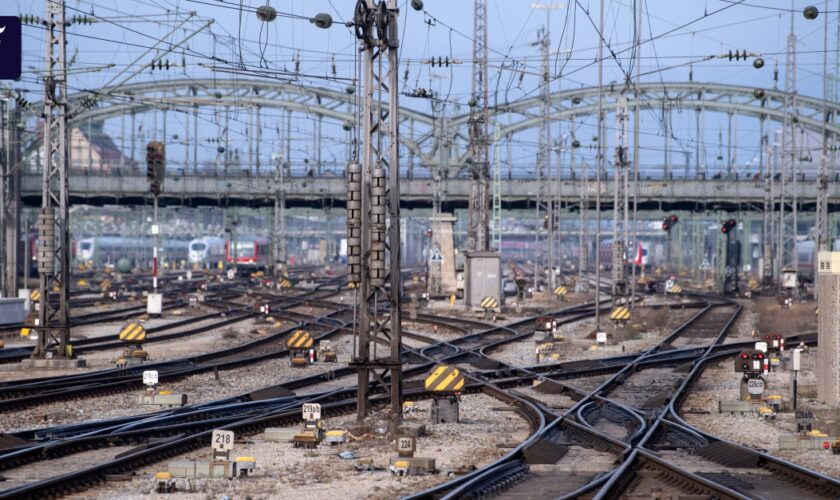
[
  {"left": 747, "top": 378, "right": 765, "bottom": 395},
  {"left": 302, "top": 403, "right": 321, "bottom": 420},
  {"left": 142, "top": 370, "right": 159, "bottom": 386},
  {"left": 227, "top": 269, "right": 236, "bottom": 280},
  {"left": 792, "top": 348, "right": 802, "bottom": 371},
  {"left": 397, "top": 436, "right": 416, "bottom": 453},
  {"left": 596, "top": 332, "right": 607, "bottom": 345},
  {"left": 211, "top": 429, "right": 235, "bottom": 451}
]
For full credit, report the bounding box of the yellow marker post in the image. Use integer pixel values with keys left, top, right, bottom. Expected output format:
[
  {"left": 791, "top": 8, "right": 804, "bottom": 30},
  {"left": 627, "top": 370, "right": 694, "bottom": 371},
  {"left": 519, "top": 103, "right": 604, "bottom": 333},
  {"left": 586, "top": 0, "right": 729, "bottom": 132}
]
[
  {"left": 119, "top": 323, "right": 147, "bottom": 342},
  {"left": 449, "top": 294, "right": 455, "bottom": 306},
  {"left": 610, "top": 306, "right": 631, "bottom": 322},
  {"left": 424, "top": 365, "right": 466, "bottom": 392},
  {"left": 287, "top": 330, "right": 314, "bottom": 349},
  {"left": 480, "top": 296, "right": 498, "bottom": 309}
]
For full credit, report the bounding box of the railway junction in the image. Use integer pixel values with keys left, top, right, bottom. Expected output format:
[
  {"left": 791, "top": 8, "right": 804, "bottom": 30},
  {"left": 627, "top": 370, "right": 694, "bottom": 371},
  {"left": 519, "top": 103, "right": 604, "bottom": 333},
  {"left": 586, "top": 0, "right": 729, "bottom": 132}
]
[{"left": 0, "top": 0, "right": 839, "bottom": 499}]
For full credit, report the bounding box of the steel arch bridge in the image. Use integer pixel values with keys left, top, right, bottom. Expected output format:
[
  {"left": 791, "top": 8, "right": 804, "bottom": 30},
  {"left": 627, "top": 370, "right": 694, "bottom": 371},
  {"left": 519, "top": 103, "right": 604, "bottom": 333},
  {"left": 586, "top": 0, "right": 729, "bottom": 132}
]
[
  {"left": 18, "top": 79, "right": 838, "bottom": 174},
  {"left": 14, "top": 78, "right": 839, "bottom": 209}
]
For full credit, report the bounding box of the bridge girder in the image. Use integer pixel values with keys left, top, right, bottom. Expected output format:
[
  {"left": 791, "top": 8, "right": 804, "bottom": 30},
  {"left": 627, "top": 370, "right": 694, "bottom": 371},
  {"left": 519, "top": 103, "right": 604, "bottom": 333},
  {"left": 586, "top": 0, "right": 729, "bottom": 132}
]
[{"left": 19, "top": 80, "right": 839, "bottom": 175}]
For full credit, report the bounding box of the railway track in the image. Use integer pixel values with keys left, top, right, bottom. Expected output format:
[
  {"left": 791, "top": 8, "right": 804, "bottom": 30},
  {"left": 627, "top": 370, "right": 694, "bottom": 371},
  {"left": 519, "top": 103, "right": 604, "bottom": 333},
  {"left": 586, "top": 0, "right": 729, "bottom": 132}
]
[
  {"left": 414, "top": 297, "right": 840, "bottom": 500},
  {"left": 0, "top": 286, "right": 347, "bottom": 409},
  {"left": 0, "top": 284, "right": 833, "bottom": 500},
  {"left": 0, "top": 293, "right": 563, "bottom": 498}
]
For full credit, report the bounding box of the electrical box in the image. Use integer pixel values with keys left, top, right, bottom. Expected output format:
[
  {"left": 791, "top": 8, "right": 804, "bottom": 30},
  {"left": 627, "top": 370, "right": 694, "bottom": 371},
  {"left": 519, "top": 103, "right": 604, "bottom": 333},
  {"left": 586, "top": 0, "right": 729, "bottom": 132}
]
[
  {"left": 0, "top": 298, "right": 27, "bottom": 326},
  {"left": 464, "top": 251, "right": 501, "bottom": 311},
  {"left": 782, "top": 268, "right": 798, "bottom": 289},
  {"left": 147, "top": 293, "right": 163, "bottom": 315}
]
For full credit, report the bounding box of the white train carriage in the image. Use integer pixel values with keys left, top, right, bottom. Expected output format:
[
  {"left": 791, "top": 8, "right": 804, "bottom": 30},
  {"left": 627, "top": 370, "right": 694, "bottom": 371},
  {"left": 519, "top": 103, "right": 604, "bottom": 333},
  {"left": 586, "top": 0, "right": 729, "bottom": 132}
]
[
  {"left": 188, "top": 236, "right": 226, "bottom": 265},
  {"left": 76, "top": 236, "right": 189, "bottom": 270}
]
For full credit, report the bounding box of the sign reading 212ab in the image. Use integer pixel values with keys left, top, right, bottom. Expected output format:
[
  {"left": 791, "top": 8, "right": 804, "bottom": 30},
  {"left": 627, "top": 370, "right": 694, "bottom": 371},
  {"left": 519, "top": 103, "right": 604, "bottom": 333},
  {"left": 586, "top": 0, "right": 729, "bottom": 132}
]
[{"left": 0, "top": 17, "right": 21, "bottom": 81}]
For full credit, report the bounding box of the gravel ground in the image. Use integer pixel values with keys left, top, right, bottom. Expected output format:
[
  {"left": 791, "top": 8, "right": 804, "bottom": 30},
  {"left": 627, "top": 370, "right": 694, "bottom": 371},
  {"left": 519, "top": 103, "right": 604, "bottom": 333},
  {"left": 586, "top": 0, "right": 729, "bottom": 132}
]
[
  {"left": 77, "top": 393, "right": 530, "bottom": 500},
  {"left": 0, "top": 354, "right": 351, "bottom": 433},
  {"left": 4, "top": 311, "right": 216, "bottom": 349},
  {"left": 682, "top": 345, "right": 840, "bottom": 477},
  {"left": 0, "top": 316, "right": 297, "bottom": 381},
  {"left": 286, "top": 305, "right": 339, "bottom": 318},
  {"left": 0, "top": 445, "right": 139, "bottom": 490},
  {"left": 516, "top": 385, "right": 578, "bottom": 411},
  {"left": 487, "top": 305, "right": 697, "bottom": 368},
  {"left": 73, "top": 317, "right": 301, "bottom": 366}
]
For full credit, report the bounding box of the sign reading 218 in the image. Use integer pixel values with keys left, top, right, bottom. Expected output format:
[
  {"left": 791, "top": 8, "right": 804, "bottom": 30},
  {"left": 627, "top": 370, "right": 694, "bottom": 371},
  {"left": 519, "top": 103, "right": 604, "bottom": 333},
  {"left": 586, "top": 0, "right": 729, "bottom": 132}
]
[{"left": 0, "top": 17, "right": 21, "bottom": 80}]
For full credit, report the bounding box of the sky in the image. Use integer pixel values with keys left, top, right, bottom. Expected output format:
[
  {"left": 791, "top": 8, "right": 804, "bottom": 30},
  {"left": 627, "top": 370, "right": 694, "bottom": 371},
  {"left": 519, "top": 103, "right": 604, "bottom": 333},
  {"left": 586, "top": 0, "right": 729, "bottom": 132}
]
[{"left": 1, "top": 0, "right": 837, "bottom": 179}]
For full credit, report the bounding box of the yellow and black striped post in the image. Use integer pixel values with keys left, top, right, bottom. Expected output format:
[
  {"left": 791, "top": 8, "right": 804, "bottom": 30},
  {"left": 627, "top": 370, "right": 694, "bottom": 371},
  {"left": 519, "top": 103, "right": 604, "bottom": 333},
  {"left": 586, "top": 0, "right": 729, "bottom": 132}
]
[
  {"left": 424, "top": 365, "right": 466, "bottom": 393},
  {"left": 480, "top": 296, "right": 499, "bottom": 310},
  {"left": 29, "top": 289, "right": 41, "bottom": 303},
  {"left": 554, "top": 286, "right": 568, "bottom": 300},
  {"left": 287, "top": 330, "right": 314, "bottom": 349},
  {"left": 610, "top": 306, "right": 631, "bottom": 323},
  {"left": 119, "top": 323, "right": 146, "bottom": 342}
]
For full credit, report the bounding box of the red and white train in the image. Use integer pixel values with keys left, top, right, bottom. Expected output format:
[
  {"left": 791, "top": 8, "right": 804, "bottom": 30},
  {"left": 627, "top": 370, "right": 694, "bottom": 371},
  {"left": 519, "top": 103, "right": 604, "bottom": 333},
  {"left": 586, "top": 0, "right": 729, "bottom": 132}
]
[
  {"left": 225, "top": 236, "right": 271, "bottom": 269},
  {"left": 598, "top": 239, "right": 649, "bottom": 270}
]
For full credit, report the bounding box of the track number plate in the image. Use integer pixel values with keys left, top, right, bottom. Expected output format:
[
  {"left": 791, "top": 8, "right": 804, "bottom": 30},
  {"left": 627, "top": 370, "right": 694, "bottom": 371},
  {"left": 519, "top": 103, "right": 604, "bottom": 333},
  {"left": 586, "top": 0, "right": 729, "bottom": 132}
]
[
  {"left": 302, "top": 403, "right": 321, "bottom": 420},
  {"left": 397, "top": 436, "right": 416, "bottom": 453},
  {"left": 747, "top": 379, "right": 765, "bottom": 395},
  {"left": 142, "top": 370, "right": 158, "bottom": 386},
  {"left": 211, "top": 429, "right": 235, "bottom": 451}
]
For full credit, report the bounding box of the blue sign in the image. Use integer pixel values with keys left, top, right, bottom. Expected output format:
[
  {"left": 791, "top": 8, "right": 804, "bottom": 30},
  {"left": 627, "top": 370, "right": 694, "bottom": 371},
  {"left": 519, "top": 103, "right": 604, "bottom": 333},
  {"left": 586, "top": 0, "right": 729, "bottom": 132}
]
[{"left": 0, "top": 17, "right": 22, "bottom": 81}]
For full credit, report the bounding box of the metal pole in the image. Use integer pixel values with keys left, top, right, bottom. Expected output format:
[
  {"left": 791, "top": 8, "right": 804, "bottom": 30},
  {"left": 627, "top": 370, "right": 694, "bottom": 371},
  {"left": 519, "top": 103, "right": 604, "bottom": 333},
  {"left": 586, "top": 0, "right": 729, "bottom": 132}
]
[
  {"left": 630, "top": 0, "right": 642, "bottom": 304},
  {"left": 0, "top": 99, "right": 16, "bottom": 299},
  {"left": 35, "top": 0, "right": 71, "bottom": 359},
  {"left": 612, "top": 96, "right": 629, "bottom": 305},
  {"left": 467, "top": 0, "right": 490, "bottom": 253},
  {"left": 595, "top": 0, "right": 604, "bottom": 328},
  {"left": 0, "top": 99, "right": 6, "bottom": 296},
  {"left": 815, "top": 0, "right": 829, "bottom": 252},
  {"left": 352, "top": 0, "right": 402, "bottom": 428},
  {"left": 153, "top": 194, "right": 159, "bottom": 292}
]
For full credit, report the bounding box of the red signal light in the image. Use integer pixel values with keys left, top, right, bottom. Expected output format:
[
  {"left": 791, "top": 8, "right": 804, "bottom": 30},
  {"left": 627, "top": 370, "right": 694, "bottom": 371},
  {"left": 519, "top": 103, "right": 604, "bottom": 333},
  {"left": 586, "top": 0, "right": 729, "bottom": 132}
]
[
  {"left": 740, "top": 353, "right": 748, "bottom": 358},
  {"left": 721, "top": 218, "right": 737, "bottom": 234}
]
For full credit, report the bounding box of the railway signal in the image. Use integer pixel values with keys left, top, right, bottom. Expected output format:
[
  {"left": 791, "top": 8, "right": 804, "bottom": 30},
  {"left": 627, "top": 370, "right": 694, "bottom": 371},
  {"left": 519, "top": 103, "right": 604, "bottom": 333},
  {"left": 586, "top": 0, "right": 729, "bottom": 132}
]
[
  {"left": 720, "top": 218, "right": 739, "bottom": 295},
  {"left": 145, "top": 141, "right": 165, "bottom": 195},
  {"left": 146, "top": 141, "right": 165, "bottom": 316},
  {"left": 661, "top": 214, "right": 679, "bottom": 232},
  {"left": 662, "top": 214, "right": 679, "bottom": 275},
  {"left": 721, "top": 218, "right": 737, "bottom": 234}
]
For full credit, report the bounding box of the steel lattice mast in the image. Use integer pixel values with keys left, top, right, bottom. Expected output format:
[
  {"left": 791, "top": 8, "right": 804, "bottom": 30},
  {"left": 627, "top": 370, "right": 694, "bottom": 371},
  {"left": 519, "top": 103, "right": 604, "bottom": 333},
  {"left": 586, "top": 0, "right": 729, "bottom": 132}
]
[
  {"left": 612, "top": 96, "right": 630, "bottom": 304},
  {"left": 35, "top": 0, "right": 71, "bottom": 358},
  {"left": 467, "top": 0, "right": 490, "bottom": 253},
  {"left": 537, "top": 25, "right": 554, "bottom": 292},
  {"left": 778, "top": 6, "right": 799, "bottom": 290},
  {"left": 349, "top": 0, "right": 403, "bottom": 428}
]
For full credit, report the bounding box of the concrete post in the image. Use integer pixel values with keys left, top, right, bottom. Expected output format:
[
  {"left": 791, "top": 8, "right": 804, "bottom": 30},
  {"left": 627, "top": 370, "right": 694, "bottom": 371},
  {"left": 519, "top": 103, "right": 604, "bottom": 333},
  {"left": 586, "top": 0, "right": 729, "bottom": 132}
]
[{"left": 817, "top": 251, "right": 840, "bottom": 405}]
